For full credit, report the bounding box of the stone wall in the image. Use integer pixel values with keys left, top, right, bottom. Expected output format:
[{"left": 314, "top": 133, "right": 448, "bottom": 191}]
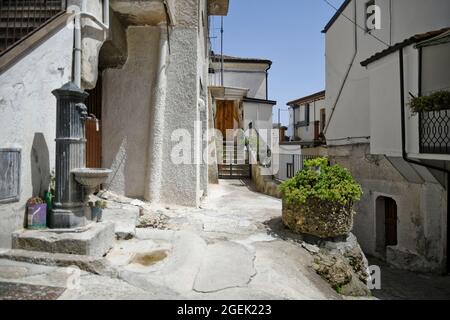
[
  {"left": 251, "top": 165, "right": 281, "bottom": 199},
  {"left": 320, "top": 143, "right": 447, "bottom": 273}
]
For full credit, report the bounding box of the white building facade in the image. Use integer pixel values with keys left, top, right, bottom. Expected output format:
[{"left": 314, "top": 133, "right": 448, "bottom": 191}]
[
  {"left": 287, "top": 90, "right": 327, "bottom": 146},
  {"left": 322, "top": 0, "right": 450, "bottom": 273},
  {"left": 0, "top": 0, "right": 229, "bottom": 248}
]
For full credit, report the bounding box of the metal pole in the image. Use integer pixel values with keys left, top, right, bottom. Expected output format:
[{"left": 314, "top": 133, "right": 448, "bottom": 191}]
[{"left": 220, "top": 16, "right": 224, "bottom": 86}]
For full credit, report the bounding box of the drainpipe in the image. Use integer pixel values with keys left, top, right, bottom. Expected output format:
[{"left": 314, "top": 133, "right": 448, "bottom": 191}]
[
  {"left": 323, "top": 0, "right": 357, "bottom": 135},
  {"left": 398, "top": 47, "right": 450, "bottom": 273},
  {"left": 72, "top": 0, "right": 110, "bottom": 88},
  {"left": 265, "top": 63, "right": 271, "bottom": 100},
  {"left": 145, "top": 23, "right": 169, "bottom": 202}
]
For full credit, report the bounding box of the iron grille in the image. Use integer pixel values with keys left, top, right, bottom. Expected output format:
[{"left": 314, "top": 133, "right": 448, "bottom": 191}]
[
  {"left": 419, "top": 109, "right": 450, "bottom": 154},
  {"left": 0, "top": 0, "right": 67, "bottom": 54}
]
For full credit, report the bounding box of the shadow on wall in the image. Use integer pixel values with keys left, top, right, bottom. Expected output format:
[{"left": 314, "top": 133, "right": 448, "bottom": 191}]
[{"left": 30, "top": 133, "right": 50, "bottom": 198}]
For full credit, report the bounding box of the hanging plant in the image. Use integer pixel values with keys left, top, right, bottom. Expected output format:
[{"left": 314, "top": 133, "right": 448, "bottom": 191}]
[{"left": 409, "top": 90, "right": 450, "bottom": 113}]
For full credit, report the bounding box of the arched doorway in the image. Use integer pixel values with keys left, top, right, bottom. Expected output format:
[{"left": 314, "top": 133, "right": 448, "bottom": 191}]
[{"left": 376, "top": 196, "right": 398, "bottom": 257}]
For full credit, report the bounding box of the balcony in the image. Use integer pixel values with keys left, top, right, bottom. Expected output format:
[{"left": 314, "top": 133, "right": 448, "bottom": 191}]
[{"left": 419, "top": 108, "right": 450, "bottom": 154}]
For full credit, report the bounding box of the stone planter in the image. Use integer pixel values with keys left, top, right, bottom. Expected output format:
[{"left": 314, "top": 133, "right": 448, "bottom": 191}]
[{"left": 282, "top": 198, "right": 354, "bottom": 238}]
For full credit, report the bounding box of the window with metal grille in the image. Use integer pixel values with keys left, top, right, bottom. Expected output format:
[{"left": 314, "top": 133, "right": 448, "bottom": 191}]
[{"left": 0, "top": 148, "right": 21, "bottom": 203}]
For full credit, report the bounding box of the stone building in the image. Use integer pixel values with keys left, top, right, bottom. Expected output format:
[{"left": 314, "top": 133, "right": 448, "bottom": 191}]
[
  {"left": 314, "top": 0, "right": 450, "bottom": 273},
  {"left": 0, "top": 0, "right": 229, "bottom": 248}
]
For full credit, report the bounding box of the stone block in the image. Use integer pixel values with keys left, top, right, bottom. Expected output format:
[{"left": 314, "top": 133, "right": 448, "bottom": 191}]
[{"left": 12, "top": 222, "right": 115, "bottom": 257}]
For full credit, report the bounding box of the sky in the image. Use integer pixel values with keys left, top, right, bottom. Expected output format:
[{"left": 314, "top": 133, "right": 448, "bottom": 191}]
[{"left": 209, "top": 0, "right": 345, "bottom": 126}]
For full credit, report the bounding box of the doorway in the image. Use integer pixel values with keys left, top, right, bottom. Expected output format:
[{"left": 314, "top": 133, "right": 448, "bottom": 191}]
[
  {"left": 215, "top": 100, "right": 236, "bottom": 140},
  {"left": 376, "top": 196, "right": 398, "bottom": 257},
  {"left": 85, "top": 74, "right": 102, "bottom": 169}
]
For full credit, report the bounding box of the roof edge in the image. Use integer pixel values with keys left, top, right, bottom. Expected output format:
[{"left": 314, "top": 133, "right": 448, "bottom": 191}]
[
  {"left": 243, "top": 97, "right": 277, "bottom": 105},
  {"left": 211, "top": 54, "right": 272, "bottom": 66},
  {"left": 360, "top": 28, "right": 450, "bottom": 67},
  {"left": 287, "top": 90, "right": 326, "bottom": 106},
  {"left": 322, "top": 0, "right": 352, "bottom": 34}
]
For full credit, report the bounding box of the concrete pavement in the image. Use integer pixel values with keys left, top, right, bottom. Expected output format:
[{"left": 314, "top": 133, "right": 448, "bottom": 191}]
[{"left": 0, "top": 179, "right": 340, "bottom": 300}]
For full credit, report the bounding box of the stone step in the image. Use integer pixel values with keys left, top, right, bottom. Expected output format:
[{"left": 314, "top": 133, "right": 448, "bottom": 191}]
[
  {"left": 0, "top": 248, "right": 118, "bottom": 277},
  {"left": 12, "top": 222, "right": 115, "bottom": 258}
]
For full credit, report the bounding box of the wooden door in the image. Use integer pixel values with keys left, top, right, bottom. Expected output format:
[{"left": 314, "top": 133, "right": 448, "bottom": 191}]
[
  {"left": 385, "top": 198, "right": 398, "bottom": 246},
  {"left": 216, "top": 100, "right": 235, "bottom": 139},
  {"left": 85, "top": 75, "right": 102, "bottom": 168}
]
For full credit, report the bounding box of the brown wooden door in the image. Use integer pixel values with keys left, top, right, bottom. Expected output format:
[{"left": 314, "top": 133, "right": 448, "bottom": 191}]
[
  {"left": 216, "top": 100, "right": 235, "bottom": 139},
  {"left": 86, "top": 119, "right": 102, "bottom": 168},
  {"left": 385, "top": 198, "right": 398, "bottom": 246},
  {"left": 85, "top": 75, "right": 102, "bottom": 168}
]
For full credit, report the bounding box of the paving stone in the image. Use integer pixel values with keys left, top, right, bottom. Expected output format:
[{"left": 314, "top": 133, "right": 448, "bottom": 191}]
[
  {"left": 193, "top": 242, "right": 255, "bottom": 293},
  {"left": 102, "top": 206, "right": 139, "bottom": 240},
  {"left": 0, "top": 282, "right": 65, "bottom": 300}
]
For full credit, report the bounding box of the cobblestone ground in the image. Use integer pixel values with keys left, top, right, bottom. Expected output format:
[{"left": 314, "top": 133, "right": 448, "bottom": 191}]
[{"left": 0, "top": 180, "right": 339, "bottom": 300}]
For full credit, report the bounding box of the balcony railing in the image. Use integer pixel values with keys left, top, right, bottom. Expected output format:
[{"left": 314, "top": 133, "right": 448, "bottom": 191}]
[{"left": 419, "top": 108, "right": 450, "bottom": 154}]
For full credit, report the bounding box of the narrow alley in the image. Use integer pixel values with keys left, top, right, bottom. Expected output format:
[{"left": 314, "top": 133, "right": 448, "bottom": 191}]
[{"left": 0, "top": 180, "right": 339, "bottom": 300}]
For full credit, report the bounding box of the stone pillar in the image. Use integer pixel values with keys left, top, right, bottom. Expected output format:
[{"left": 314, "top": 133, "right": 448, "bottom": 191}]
[
  {"left": 144, "top": 23, "right": 168, "bottom": 202},
  {"left": 50, "top": 82, "right": 89, "bottom": 229}
]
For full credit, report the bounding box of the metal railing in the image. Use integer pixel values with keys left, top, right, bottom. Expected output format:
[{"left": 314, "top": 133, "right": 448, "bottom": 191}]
[
  {"left": 277, "top": 154, "right": 319, "bottom": 181},
  {"left": 0, "top": 0, "right": 67, "bottom": 54},
  {"left": 419, "top": 108, "right": 450, "bottom": 155}
]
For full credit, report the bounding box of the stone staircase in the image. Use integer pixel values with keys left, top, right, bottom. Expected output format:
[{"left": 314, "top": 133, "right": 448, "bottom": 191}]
[
  {"left": 218, "top": 143, "right": 251, "bottom": 179},
  {"left": 0, "top": 0, "right": 66, "bottom": 53}
]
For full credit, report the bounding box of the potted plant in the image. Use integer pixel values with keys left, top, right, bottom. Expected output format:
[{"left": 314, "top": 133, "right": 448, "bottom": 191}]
[
  {"left": 26, "top": 197, "right": 47, "bottom": 229},
  {"left": 89, "top": 200, "right": 107, "bottom": 222},
  {"left": 409, "top": 90, "right": 450, "bottom": 113},
  {"left": 279, "top": 157, "right": 362, "bottom": 238}
]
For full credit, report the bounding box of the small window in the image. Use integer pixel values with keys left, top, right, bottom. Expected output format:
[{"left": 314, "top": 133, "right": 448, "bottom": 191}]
[
  {"left": 286, "top": 163, "right": 294, "bottom": 178},
  {"left": 0, "top": 148, "right": 21, "bottom": 203},
  {"left": 305, "top": 103, "right": 310, "bottom": 125}
]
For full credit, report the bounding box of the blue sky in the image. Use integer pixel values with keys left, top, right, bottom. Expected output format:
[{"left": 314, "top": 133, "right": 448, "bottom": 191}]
[{"left": 209, "top": 0, "right": 345, "bottom": 126}]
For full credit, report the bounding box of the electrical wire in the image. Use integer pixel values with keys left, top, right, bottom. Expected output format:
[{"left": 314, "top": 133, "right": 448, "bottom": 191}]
[{"left": 321, "top": 0, "right": 390, "bottom": 48}]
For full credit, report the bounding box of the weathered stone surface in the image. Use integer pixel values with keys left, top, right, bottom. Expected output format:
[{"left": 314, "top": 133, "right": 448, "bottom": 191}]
[
  {"left": 251, "top": 165, "right": 282, "bottom": 198},
  {"left": 312, "top": 254, "right": 353, "bottom": 289},
  {"left": 308, "top": 233, "right": 370, "bottom": 297},
  {"left": 340, "top": 275, "right": 371, "bottom": 297},
  {"left": 0, "top": 282, "right": 65, "bottom": 300},
  {"left": 282, "top": 198, "right": 354, "bottom": 238},
  {"left": 0, "top": 249, "right": 117, "bottom": 277},
  {"left": 193, "top": 242, "right": 255, "bottom": 293},
  {"left": 250, "top": 241, "right": 340, "bottom": 300},
  {"left": 102, "top": 205, "right": 139, "bottom": 240},
  {"left": 12, "top": 222, "right": 115, "bottom": 257}
]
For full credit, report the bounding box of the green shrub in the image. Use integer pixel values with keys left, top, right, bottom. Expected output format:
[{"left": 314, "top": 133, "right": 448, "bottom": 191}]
[
  {"left": 280, "top": 157, "right": 362, "bottom": 206},
  {"left": 409, "top": 90, "right": 450, "bottom": 113}
]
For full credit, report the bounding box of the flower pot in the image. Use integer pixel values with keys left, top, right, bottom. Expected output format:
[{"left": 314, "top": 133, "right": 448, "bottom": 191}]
[
  {"left": 282, "top": 198, "right": 354, "bottom": 238},
  {"left": 27, "top": 204, "right": 47, "bottom": 229}
]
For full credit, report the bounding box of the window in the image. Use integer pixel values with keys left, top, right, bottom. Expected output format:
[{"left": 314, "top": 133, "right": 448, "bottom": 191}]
[
  {"left": 320, "top": 108, "right": 326, "bottom": 133},
  {"left": 0, "top": 148, "right": 21, "bottom": 203},
  {"left": 304, "top": 103, "right": 310, "bottom": 126},
  {"left": 287, "top": 163, "right": 294, "bottom": 179}
]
